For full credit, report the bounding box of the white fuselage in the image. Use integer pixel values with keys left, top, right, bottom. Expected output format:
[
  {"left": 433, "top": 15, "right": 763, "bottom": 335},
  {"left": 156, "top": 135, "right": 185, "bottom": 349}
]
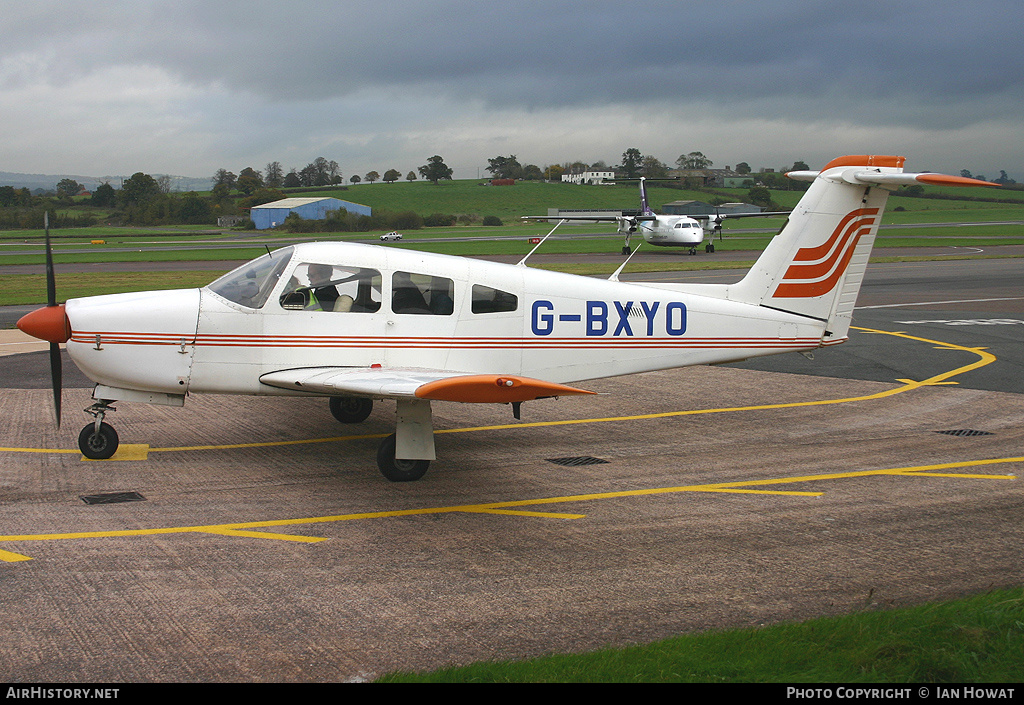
[
  {"left": 636, "top": 215, "right": 707, "bottom": 247},
  {"left": 64, "top": 242, "right": 825, "bottom": 400}
]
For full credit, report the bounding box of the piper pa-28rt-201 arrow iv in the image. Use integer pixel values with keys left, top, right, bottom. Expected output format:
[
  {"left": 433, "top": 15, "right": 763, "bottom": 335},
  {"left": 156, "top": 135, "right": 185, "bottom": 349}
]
[
  {"left": 17, "top": 155, "right": 996, "bottom": 481},
  {"left": 524, "top": 176, "right": 789, "bottom": 256}
]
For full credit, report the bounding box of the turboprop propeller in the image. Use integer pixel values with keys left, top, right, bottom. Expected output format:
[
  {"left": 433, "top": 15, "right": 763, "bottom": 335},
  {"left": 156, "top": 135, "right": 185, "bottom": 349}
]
[{"left": 15, "top": 212, "right": 71, "bottom": 428}]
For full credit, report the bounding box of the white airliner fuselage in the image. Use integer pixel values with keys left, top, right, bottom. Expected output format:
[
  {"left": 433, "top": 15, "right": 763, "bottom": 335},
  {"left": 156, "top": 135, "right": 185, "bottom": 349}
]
[{"left": 526, "top": 178, "right": 787, "bottom": 255}]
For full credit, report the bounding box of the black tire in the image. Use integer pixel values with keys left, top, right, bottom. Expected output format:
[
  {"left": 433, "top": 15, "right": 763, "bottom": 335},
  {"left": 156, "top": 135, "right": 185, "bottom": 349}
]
[
  {"left": 621, "top": 245, "right": 631, "bottom": 256},
  {"left": 329, "top": 396, "right": 373, "bottom": 424},
  {"left": 376, "top": 433, "right": 430, "bottom": 482},
  {"left": 78, "top": 422, "right": 119, "bottom": 460}
]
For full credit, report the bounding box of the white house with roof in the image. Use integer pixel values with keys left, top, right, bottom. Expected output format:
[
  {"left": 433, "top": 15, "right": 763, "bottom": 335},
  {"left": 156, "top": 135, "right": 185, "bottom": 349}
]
[{"left": 561, "top": 170, "right": 615, "bottom": 185}]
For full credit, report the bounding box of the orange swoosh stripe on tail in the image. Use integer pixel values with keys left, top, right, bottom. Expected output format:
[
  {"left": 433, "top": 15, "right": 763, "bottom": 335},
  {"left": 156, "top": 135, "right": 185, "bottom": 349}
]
[
  {"left": 791, "top": 208, "right": 878, "bottom": 263},
  {"left": 772, "top": 209, "right": 878, "bottom": 298}
]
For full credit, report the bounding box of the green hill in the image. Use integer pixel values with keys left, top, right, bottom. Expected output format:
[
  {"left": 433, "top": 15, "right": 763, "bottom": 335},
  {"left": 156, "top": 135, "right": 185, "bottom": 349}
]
[
  {"left": 288, "top": 180, "right": 711, "bottom": 222},
  {"left": 286, "top": 178, "right": 1024, "bottom": 224}
]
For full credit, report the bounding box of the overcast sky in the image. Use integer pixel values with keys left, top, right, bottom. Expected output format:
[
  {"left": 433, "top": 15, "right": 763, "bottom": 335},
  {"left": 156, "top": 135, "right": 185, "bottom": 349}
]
[{"left": 3, "top": 0, "right": 1022, "bottom": 182}]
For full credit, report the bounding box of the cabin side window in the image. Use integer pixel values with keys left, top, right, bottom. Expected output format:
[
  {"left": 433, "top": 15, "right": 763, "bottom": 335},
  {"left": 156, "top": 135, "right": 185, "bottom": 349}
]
[
  {"left": 392, "top": 272, "right": 454, "bottom": 315},
  {"left": 279, "top": 263, "right": 382, "bottom": 313},
  {"left": 471, "top": 284, "right": 518, "bottom": 314}
]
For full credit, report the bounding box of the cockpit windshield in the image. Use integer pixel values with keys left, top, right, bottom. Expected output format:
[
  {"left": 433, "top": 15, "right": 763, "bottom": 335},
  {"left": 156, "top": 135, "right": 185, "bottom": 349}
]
[{"left": 207, "top": 246, "right": 294, "bottom": 309}]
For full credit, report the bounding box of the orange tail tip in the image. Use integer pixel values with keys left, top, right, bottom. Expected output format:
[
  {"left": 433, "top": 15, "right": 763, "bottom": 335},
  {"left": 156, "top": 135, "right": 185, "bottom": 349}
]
[
  {"left": 415, "top": 374, "right": 595, "bottom": 403},
  {"left": 821, "top": 155, "right": 907, "bottom": 170},
  {"left": 16, "top": 305, "right": 71, "bottom": 344}
]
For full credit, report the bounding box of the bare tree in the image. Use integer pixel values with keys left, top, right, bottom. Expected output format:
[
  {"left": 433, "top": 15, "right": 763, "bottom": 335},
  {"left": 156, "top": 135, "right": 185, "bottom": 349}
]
[{"left": 265, "top": 161, "right": 284, "bottom": 188}]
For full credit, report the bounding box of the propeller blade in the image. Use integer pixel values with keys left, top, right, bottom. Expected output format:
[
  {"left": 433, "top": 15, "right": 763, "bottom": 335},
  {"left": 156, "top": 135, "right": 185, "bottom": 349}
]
[
  {"left": 44, "top": 211, "right": 62, "bottom": 427},
  {"left": 49, "top": 342, "right": 62, "bottom": 429},
  {"left": 45, "top": 211, "right": 56, "bottom": 307}
]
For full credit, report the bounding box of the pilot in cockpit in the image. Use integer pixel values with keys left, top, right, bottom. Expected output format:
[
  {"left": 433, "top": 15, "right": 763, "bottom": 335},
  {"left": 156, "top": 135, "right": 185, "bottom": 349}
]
[{"left": 305, "top": 263, "right": 340, "bottom": 311}]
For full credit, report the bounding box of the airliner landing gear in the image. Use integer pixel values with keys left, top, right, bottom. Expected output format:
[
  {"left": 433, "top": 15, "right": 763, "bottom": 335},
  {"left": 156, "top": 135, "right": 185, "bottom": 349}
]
[
  {"left": 79, "top": 401, "right": 119, "bottom": 459},
  {"left": 705, "top": 243, "right": 715, "bottom": 253},
  {"left": 621, "top": 229, "right": 634, "bottom": 256},
  {"left": 329, "top": 396, "right": 373, "bottom": 423},
  {"left": 688, "top": 246, "right": 698, "bottom": 255}
]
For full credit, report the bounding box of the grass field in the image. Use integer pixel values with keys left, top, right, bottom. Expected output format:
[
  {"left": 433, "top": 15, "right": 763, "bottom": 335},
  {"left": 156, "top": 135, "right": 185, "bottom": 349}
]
[
  {"left": 2, "top": 178, "right": 1022, "bottom": 305},
  {"left": 377, "top": 587, "right": 1024, "bottom": 683},
  {"left": 5, "top": 178, "right": 1023, "bottom": 240}
]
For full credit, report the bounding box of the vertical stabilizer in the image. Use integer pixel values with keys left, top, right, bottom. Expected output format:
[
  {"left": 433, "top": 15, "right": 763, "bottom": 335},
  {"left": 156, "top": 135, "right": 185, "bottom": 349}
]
[
  {"left": 638, "top": 177, "right": 654, "bottom": 216},
  {"left": 726, "top": 155, "right": 996, "bottom": 343}
]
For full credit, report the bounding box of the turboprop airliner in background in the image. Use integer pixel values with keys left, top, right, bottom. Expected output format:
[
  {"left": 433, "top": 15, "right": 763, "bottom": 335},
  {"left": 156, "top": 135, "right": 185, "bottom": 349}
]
[
  {"left": 17, "top": 155, "right": 996, "bottom": 481},
  {"left": 523, "top": 177, "right": 789, "bottom": 255}
]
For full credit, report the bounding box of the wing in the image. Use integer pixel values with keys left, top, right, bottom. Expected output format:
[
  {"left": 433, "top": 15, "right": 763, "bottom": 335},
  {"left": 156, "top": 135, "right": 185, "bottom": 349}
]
[
  {"left": 692, "top": 211, "right": 790, "bottom": 222},
  {"left": 259, "top": 367, "right": 595, "bottom": 403},
  {"left": 520, "top": 215, "right": 657, "bottom": 223}
]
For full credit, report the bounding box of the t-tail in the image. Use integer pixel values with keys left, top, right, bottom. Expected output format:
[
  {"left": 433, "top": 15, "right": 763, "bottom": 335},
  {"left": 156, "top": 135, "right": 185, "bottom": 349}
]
[
  {"left": 638, "top": 177, "right": 655, "bottom": 216},
  {"left": 723, "top": 155, "right": 996, "bottom": 343}
]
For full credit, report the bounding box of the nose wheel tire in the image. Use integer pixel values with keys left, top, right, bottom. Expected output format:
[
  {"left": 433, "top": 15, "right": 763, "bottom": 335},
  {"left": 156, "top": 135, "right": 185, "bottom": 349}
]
[
  {"left": 376, "top": 433, "right": 430, "bottom": 482},
  {"left": 78, "top": 422, "right": 119, "bottom": 460}
]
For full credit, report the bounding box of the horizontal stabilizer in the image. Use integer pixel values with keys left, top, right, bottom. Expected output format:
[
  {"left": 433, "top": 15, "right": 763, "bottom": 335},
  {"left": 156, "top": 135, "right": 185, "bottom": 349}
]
[{"left": 787, "top": 169, "right": 997, "bottom": 189}]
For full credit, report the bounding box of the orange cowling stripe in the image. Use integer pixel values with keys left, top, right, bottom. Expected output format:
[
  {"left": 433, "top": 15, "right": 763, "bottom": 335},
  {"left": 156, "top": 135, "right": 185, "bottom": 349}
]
[
  {"left": 821, "top": 155, "right": 906, "bottom": 171},
  {"left": 16, "top": 304, "right": 71, "bottom": 344},
  {"left": 415, "top": 375, "right": 595, "bottom": 403}
]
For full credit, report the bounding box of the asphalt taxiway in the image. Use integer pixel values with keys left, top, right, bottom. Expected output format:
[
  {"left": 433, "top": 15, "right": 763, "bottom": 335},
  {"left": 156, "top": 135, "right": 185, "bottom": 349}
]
[{"left": 0, "top": 256, "right": 1021, "bottom": 682}]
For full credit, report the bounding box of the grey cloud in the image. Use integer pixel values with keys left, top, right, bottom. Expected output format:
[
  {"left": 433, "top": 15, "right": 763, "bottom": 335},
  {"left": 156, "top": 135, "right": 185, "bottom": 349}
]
[
  {"left": 18, "top": 1, "right": 1022, "bottom": 111},
  {"left": 3, "top": 1, "right": 1021, "bottom": 177}
]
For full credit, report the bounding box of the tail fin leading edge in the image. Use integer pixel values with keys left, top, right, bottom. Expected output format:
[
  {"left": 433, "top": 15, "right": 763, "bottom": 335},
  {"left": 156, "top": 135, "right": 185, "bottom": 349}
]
[{"left": 727, "top": 155, "right": 997, "bottom": 342}]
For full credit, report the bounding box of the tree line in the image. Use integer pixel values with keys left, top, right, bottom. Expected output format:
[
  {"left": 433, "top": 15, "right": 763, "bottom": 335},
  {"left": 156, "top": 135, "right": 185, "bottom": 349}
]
[
  {"left": 1, "top": 149, "right": 1015, "bottom": 231},
  {"left": 212, "top": 155, "right": 458, "bottom": 192}
]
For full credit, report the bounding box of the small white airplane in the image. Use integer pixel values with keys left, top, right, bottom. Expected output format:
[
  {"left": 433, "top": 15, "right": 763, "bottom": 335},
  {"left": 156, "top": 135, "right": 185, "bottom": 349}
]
[
  {"left": 17, "top": 155, "right": 996, "bottom": 481},
  {"left": 524, "top": 177, "right": 789, "bottom": 255}
]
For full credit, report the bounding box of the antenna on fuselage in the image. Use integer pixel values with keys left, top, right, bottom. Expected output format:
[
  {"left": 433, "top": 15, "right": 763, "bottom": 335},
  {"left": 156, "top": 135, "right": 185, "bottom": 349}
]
[
  {"left": 609, "top": 242, "right": 642, "bottom": 282},
  {"left": 517, "top": 219, "right": 566, "bottom": 267}
]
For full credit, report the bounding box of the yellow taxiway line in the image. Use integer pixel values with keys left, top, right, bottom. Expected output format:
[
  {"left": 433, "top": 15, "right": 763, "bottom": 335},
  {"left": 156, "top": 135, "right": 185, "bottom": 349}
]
[
  {"left": 0, "top": 456, "right": 1017, "bottom": 561},
  {"left": 0, "top": 326, "right": 1015, "bottom": 561}
]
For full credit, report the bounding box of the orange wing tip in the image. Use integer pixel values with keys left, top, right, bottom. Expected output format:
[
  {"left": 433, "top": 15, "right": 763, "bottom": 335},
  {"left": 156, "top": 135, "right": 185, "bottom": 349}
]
[
  {"left": 914, "top": 173, "right": 999, "bottom": 188},
  {"left": 16, "top": 305, "right": 71, "bottom": 344},
  {"left": 415, "top": 375, "right": 596, "bottom": 403}
]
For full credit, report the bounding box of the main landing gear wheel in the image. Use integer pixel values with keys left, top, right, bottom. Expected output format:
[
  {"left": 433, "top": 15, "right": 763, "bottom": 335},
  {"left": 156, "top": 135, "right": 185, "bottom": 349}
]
[
  {"left": 78, "top": 422, "right": 119, "bottom": 460},
  {"left": 705, "top": 243, "right": 715, "bottom": 253},
  {"left": 621, "top": 245, "right": 632, "bottom": 255},
  {"left": 376, "top": 433, "right": 430, "bottom": 482},
  {"left": 329, "top": 396, "right": 373, "bottom": 424}
]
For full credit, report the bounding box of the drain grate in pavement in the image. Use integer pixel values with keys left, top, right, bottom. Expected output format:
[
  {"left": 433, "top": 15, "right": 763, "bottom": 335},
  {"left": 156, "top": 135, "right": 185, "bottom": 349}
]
[
  {"left": 546, "top": 456, "right": 609, "bottom": 467},
  {"left": 79, "top": 491, "right": 147, "bottom": 505},
  {"left": 934, "top": 429, "right": 994, "bottom": 437}
]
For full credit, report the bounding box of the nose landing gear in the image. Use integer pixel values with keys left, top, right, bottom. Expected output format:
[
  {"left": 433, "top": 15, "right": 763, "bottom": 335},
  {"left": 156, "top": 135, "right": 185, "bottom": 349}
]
[{"left": 79, "top": 401, "right": 119, "bottom": 460}]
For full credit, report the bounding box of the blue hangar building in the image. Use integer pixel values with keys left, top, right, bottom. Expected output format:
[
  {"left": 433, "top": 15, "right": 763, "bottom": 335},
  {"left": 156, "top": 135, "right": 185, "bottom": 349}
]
[{"left": 250, "top": 197, "right": 372, "bottom": 230}]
